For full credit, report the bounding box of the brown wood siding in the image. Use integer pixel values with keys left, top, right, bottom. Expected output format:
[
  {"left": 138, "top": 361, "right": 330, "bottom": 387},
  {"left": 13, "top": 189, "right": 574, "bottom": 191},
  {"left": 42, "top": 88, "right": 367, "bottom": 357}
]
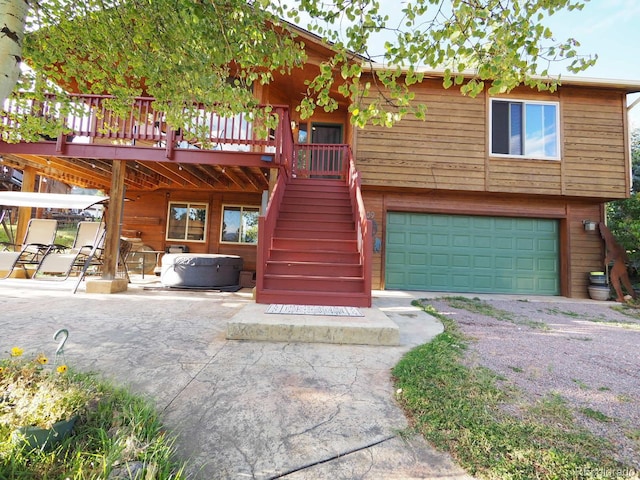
[
  {"left": 122, "top": 190, "right": 261, "bottom": 271},
  {"left": 356, "top": 80, "right": 486, "bottom": 191},
  {"left": 355, "top": 79, "right": 630, "bottom": 201},
  {"left": 561, "top": 88, "right": 629, "bottom": 198},
  {"left": 566, "top": 203, "right": 605, "bottom": 298},
  {"left": 487, "top": 158, "right": 562, "bottom": 194},
  {"left": 361, "top": 191, "right": 384, "bottom": 289},
  {"left": 363, "top": 188, "right": 606, "bottom": 298}
]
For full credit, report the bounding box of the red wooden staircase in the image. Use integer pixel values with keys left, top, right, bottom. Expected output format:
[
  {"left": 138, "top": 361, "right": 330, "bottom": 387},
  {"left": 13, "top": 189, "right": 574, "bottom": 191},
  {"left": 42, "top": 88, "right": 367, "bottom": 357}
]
[{"left": 256, "top": 177, "right": 371, "bottom": 307}]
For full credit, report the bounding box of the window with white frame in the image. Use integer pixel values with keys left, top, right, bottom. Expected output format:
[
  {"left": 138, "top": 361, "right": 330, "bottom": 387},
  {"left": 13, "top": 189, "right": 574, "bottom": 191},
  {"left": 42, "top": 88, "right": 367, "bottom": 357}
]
[
  {"left": 490, "top": 99, "right": 560, "bottom": 159},
  {"left": 220, "top": 205, "right": 259, "bottom": 244},
  {"left": 166, "top": 202, "right": 208, "bottom": 242}
]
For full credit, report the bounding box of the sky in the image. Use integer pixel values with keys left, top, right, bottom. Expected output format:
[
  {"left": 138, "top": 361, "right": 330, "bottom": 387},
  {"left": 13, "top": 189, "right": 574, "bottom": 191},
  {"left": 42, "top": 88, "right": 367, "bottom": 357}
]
[
  {"left": 541, "top": 0, "right": 640, "bottom": 129},
  {"left": 355, "top": 0, "right": 640, "bottom": 130}
]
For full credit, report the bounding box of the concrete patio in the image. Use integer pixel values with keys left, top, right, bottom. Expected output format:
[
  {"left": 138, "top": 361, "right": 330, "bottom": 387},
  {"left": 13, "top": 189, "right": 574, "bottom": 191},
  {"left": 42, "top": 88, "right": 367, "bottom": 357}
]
[{"left": 0, "top": 276, "right": 473, "bottom": 479}]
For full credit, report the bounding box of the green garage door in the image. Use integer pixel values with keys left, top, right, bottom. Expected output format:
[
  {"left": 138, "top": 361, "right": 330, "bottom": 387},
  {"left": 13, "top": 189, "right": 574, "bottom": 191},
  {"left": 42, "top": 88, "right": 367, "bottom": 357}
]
[{"left": 385, "top": 213, "right": 559, "bottom": 295}]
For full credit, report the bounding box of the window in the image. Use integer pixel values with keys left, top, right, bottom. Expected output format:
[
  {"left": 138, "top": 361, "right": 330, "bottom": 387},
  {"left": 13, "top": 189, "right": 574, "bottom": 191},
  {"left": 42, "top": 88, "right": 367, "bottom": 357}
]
[
  {"left": 220, "top": 205, "right": 259, "bottom": 244},
  {"left": 166, "top": 202, "right": 208, "bottom": 242},
  {"left": 491, "top": 99, "right": 560, "bottom": 159}
]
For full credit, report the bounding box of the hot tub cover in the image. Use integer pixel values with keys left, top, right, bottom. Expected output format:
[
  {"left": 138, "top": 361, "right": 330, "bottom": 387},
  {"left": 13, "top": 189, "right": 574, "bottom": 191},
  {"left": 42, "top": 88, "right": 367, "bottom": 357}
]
[{"left": 161, "top": 254, "right": 243, "bottom": 288}]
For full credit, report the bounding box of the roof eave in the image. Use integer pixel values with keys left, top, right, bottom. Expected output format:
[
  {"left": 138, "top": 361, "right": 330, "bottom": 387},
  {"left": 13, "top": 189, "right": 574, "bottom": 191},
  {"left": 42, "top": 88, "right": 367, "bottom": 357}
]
[{"left": 364, "top": 63, "right": 640, "bottom": 93}]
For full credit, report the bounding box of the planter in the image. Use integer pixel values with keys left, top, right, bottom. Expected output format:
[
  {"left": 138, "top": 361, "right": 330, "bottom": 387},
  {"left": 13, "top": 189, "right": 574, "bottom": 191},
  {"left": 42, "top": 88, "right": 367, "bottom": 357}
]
[
  {"left": 588, "top": 272, "right": 608, "bottom": 286},
  {"left": 588, "top": 285, "right": 610, "bottom": 301},
  {"left": 11, "top": 416, "right": 78, "bottom": 451}
]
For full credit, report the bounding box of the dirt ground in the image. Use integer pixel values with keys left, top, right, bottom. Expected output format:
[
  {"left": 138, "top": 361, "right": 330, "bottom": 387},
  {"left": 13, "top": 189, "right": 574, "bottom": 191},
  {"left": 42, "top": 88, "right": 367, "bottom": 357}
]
[{"left": 421, "top": 295, "right": 640, "bottom": 470}]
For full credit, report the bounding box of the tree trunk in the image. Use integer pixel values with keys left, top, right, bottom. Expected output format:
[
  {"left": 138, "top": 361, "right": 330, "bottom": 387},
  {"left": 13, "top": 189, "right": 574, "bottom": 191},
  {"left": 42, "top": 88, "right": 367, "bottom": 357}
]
[{"left": 0, "top": 0, "right": 28, "bottom": 105}]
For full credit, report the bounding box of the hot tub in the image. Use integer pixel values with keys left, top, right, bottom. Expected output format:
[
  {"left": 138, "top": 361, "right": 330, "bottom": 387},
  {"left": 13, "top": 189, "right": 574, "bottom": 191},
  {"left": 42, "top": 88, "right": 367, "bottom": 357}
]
[{"left": 160, "top": 253, "right": 243, "bottom": 288}]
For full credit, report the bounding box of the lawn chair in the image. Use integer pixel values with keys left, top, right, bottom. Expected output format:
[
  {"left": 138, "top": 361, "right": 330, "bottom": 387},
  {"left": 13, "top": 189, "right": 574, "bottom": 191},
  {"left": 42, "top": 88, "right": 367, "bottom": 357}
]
[
  {"left": 0, "top": 218, "right": 58, "bottom": 278},
  {"left": 34, "top": 221, "right": 105, "bottom": 280}
]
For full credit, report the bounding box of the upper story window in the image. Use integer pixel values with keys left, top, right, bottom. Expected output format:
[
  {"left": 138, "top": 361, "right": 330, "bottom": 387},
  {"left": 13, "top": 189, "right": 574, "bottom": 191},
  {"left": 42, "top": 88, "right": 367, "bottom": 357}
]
[
  {"left": 490, "top": 99, "right": 560, "bottom": 160},
  {"left": 166, "top": 202, "right": 208, "bottom": 242},
  {"left": 220, "top": 205, "right": 259, "bottom": 244}
]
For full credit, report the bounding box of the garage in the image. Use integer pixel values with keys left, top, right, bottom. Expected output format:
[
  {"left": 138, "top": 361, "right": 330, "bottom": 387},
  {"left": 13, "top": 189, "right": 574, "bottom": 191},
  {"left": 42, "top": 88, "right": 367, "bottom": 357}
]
[{"left": 385, "top": 212, "right": 559, "bottom": 295}]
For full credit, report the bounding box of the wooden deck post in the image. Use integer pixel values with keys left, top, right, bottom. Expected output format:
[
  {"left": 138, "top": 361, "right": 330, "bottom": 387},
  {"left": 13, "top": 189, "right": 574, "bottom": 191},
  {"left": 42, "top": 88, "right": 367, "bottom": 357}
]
[
  {"left": 16, "top": 166, "right": 37, "bottom": 246},
  {"left": 86, "top": 159, "right": 127, "bottom": 293}
]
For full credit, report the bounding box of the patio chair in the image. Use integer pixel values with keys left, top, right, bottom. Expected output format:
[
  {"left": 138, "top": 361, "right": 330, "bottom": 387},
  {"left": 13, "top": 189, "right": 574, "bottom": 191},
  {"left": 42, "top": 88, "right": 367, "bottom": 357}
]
[
  {"left": 0, "top": 218, "right": 58, "bottom": 279},
  {"left": 34, "top": 221, "right": 105, "bottom": 280}
]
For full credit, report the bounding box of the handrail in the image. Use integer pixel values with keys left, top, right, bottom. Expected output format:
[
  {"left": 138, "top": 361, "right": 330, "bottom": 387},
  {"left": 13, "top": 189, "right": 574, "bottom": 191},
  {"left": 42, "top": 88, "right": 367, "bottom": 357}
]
[
  {"left": 347, "top": 147, "right": 372, "bottom": 307},
  {"left": 255, "top": 109, "right": 295, "bottom": 301},
  {"left": 293, "top": 143, "right": 349, "bottom": 179},
  {"left": 1, "top": 93, "right": 289, "bottom": 163},
  {"left": 256, "top": 166, "right": 287, "bottom": 299},
  {"left": 278, "top": 108, "right": 294, "bottom": 180}
]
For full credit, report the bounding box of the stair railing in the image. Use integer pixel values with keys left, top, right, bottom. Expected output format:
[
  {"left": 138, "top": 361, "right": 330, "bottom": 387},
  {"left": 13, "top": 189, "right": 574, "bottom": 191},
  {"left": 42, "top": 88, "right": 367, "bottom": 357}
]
[
  {"left": 255, "top": 109, "right": 295, "bottom": 301},
  {"left": 346, "top": 147, "right": 372, "bottom": 307},
  {"left": 292, "top": 144, "right": 349, "bottom": 179}
]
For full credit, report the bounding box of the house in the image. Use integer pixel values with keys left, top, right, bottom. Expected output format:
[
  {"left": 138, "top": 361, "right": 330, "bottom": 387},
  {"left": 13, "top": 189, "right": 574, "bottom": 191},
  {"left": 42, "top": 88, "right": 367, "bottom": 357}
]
[
  {"left": 356, "top": 71, "right": 640, "bottom": 299},
  {"left": 0, "top": 25, "right": 638, "bottom": 305}
]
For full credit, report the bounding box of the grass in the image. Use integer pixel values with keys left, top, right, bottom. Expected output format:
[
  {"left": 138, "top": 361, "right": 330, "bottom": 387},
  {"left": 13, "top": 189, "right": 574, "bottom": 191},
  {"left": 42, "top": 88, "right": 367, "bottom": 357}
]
[
  {"left": 572, "top": 379, "right": 590, "bottom": 390},
  {"left": 540, "top": 304, "right": 640, "bottom": 331},
  {"left": 611, "top": 304, "right": 640, "bottom": 321},
  {"left": 392, "top": 299, "right": 632, "bottom": 480},
  {"left": 545, "top": 307, "right": 583, "bottom": 318},
  {"left": 580, "top": 408, "right": 613, "bottom": 423},
  {"left": 542, "top": 307, "right": 640, "bottom": 332},
  {"left": 0, "top": 370, "right": 185, "bottom": 479},
  {"left": 443, "top": 296, "right": 549, "bottom": 330},
  {"left": 1, "top": 225, "right": 76, "bottom": 248}
]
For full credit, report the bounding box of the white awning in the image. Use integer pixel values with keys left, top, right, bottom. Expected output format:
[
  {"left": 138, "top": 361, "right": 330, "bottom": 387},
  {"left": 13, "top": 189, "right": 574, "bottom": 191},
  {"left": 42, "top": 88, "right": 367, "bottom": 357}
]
[{"left": 0, "top": 192, "right": 108, "bottom": 210}]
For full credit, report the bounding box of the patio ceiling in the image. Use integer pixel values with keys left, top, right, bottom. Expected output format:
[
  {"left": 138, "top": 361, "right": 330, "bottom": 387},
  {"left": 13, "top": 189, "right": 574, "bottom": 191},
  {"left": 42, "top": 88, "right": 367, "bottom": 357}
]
[{"left": 0, "top": 152, "right": 271, "bottom": 193}]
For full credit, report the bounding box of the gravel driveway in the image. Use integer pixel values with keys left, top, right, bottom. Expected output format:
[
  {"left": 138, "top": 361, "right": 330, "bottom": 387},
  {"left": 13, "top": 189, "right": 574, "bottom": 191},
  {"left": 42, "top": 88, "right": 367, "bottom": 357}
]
[{"left": 421, "top": 296, "right": 640, "bottom": 470}]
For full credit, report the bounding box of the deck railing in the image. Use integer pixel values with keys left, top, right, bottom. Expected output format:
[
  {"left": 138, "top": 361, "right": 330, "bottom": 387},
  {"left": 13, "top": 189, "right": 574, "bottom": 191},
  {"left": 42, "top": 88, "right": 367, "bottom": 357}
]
[
  {"left": 292, "top": 143, "right": 349, "bottom": 179},
  {"left": 1, "top": 94, "right": 290, "bottom": 163}
]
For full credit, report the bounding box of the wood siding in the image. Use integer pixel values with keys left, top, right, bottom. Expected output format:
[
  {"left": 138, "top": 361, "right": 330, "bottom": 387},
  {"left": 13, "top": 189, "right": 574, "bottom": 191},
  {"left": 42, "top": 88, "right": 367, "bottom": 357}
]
[
  {"left": 355, "top": 80, "right": 630, "bottom": 200},
  {"left": 356, "top": 79, "right": 487, "bottom": 191},
  {"left": 363, "top": 189, "right": 605, "bottom": 298},
  {"left": 122, "top": 189, "right": 261, "bottom": 271},
  {"left": 561, "top": 87, "right": 629, "bottom": 197},
  {"left": 566, "top": 203, "right": 605, "bottom": 298}
]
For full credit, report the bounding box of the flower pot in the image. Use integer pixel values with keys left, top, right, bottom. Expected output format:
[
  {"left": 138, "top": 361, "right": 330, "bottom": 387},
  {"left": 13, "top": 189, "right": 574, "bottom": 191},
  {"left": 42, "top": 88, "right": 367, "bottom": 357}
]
[
  {"left": 11, "top": 416, "right": 78, "bottom": 451},
  {"left": 588, "top": 272, "right": 608, "bottom": 285},
  {"left": 588, "top": 285, "right": 610, "bottom": 301}
]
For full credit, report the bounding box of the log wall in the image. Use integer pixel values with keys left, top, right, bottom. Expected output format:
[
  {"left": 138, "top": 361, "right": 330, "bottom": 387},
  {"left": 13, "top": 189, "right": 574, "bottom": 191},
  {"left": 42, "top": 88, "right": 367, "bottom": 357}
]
[{"left": 122, "top": 189, "right": 261, "bottom": 271}]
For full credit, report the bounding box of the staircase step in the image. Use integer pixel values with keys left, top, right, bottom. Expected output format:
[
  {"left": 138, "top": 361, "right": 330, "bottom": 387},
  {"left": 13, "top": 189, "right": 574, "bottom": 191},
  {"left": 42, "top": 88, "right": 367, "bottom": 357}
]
[
  {"left": 274, "top": 227, "right": 355, "bottom": 240},
  {"left": 276, "top": 218, "right": 355, "bottom": 231},
  {"left": 266, "top": 261, "right": 363, "bottom": 277},
  {"left": 281, "top": 196, "right": 350, "bottom": 207},
  {"left": 288, "top": 178, "right": 346, "bottom": 188},
  {"left": 272, "top": 237, "right": 357, "bottom": 252},
  {"left": 264, "top": 274, "right": 364, "bottom": 293},
  {"left": 255, "top": 289, "right": 372, "bottom": 308},
  {"left": 268, "top": 248, "right": 361, "bottom": 264},
  {"left": 278, "top": 211, "right": 354, "bottom": 223},
  {"left": 279, "top": 203, "right": 353, "bottom": 216},
  {"left": 284, "top": 186, "right": 350, "bottom": 197},
  {"left": 286, "top": 180, "right": 349, "bottom": 190}
]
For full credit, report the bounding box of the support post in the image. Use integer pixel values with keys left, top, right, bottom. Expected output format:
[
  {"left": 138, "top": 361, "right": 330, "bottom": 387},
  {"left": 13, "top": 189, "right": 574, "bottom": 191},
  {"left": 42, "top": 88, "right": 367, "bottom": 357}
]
[
  {"left": 16, "top": 166, "right": 37, "bottom": 245},
  {"left": 268, "top": 167, "right": 278, "bottom": 194},
  {"left": 86, "top": 159, "right": 127, "bottom": 293}
]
